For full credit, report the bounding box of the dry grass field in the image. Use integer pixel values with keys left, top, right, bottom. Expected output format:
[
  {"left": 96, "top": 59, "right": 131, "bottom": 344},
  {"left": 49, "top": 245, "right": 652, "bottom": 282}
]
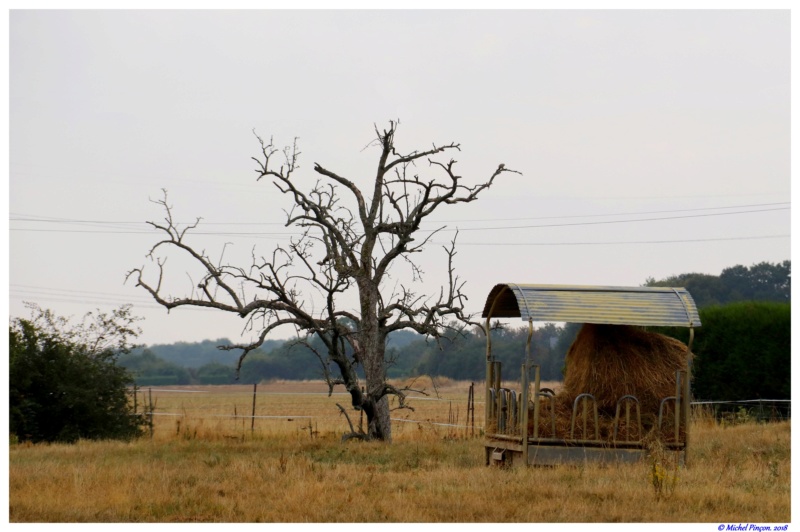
[{"left": 8, "top": 380, "right": 791, "bottom": 523}]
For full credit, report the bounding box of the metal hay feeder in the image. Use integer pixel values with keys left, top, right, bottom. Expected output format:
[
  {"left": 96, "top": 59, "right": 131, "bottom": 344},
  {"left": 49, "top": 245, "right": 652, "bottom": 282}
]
[{"left": 481, "top": 283, "right": 700, "bottom": 467}]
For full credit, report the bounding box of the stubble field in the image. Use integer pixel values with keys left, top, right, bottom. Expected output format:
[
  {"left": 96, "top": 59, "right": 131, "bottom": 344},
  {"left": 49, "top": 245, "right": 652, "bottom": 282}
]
[{"left": 8, "top": 380, "right": 792, "bottom": 523}]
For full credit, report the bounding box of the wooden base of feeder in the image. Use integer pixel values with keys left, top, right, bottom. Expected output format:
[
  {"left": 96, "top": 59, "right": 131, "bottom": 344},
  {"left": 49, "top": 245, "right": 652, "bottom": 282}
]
[{"left": 484, "top": 435, "right": 685, "bottom": 467}]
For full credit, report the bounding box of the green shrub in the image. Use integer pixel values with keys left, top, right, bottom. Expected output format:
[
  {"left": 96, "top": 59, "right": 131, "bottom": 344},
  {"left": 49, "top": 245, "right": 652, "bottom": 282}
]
[
  {"left": 692, "top": 302, "right": 790, "bottom": 401},
  {"left": 9, "top": 305, "right": 145, "bottom": 443},
  {"left": 654, "top": 302, "right": 790, "bottom": 402}
]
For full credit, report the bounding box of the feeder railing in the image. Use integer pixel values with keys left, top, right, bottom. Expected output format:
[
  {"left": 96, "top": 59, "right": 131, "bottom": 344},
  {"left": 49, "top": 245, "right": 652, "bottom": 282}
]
[
  {"left": 536, "top": 388, "right": 557, "bottom": 438},
  {"left": 612, "top": 395, "right": 643, "bottom": 444},
  {"left": 570, "top": 393, "right": 601, "bottom": 442},
  {"left": 658, "top": 396, "right": 678, "bottom": 438}
]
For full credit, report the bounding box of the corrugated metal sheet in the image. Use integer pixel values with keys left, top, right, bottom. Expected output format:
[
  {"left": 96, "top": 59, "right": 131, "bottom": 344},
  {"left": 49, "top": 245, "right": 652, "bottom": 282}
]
[{"left": 482, "top": 284, "right": 701, "bottom": 327}]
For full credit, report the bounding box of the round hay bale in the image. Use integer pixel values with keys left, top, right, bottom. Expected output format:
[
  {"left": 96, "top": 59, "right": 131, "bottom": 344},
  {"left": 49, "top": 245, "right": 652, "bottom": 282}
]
[{"left": 562, "top": 323, "right": 690, "bottom": 415}]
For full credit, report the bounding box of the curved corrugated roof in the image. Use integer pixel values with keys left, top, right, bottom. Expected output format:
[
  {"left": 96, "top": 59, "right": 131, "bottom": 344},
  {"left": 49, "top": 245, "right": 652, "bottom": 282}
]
[{"left": 482, "top": 283, "right": 701, "bottom": 327}]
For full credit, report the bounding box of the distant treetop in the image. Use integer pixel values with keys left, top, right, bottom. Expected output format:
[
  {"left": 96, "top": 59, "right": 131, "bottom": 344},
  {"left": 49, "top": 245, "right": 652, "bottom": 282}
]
[{"left": 644, "top": 260, "right": 790, "bottom": 308}]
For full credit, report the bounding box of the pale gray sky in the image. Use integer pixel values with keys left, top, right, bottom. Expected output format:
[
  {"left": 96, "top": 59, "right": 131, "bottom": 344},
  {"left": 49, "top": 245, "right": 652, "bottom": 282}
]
[{"left": 8, "top": 9, "right": 791, "bottom": 346}]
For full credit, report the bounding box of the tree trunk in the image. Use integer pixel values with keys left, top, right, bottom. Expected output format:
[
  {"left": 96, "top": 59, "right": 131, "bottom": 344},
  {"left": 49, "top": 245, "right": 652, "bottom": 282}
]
[
  {"left": 358, "top": 280, "right": 392, "bottom": 442},
  {"left": 368, "top": 395, "right": 391, "bottom": 442},
  {"left": 361, "top": 328, "right": 392, "bottom": 442}
]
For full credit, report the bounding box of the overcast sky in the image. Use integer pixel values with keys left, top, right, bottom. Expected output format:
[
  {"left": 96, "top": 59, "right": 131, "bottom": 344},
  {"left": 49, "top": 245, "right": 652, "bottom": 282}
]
[{"left": 8, "top": 9, "right": 791, "bottom": 347}]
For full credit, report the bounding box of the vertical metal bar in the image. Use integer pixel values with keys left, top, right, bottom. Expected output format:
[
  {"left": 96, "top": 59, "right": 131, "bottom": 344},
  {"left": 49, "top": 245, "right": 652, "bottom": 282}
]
[
  {"left": 526, "top": 319, "right": 536, "bottom": 467},
  {"left": 625, "top": 401, "right": 631, "bottom": 442},
  {"left": 532, "top": 365, "right": 541, "bottom": 439},
  {"left": 485, "top": 317, "right": 493, "bottom": 437},
  {"left": 583, "top": 396, "right": 588, "bottom": 438},
  {"left": 636, "top": 401, "right": 642, "bottom": 441},
  {"left": 483, "top": 287, "right": 508, "bottom": 443},
  {"left": 684, "top": 327, "right": 695, "bottom": 466},
  {"left": 498, "top": 391, "right": 506, "bottom": 433},
  {"left": 526, "top": 321, "right": 536, "bottom": 427},
  {"left": 520, "top": 362, "right": 530, "bottom": 465},
  {"left": 674, "top": 371, "right": 682, "bottom": 443},
  {"left": 494, "top": 363, "right": 503, "bottom": 430},
  {"left": 509, "top": 390, "right": 517, "bottom": 432}
]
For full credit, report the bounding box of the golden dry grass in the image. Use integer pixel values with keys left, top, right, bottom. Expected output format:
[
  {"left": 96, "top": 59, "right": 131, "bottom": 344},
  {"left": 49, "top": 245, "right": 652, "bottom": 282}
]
[
  {"left": 8, "top": 382, "right": 791, "bottom": 523},
  {"left": 131, "top": 378, "right": 488, "bottom": 440}
]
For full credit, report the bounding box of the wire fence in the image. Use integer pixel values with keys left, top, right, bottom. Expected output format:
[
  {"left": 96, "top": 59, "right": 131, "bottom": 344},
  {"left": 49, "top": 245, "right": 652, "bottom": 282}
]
[
  {"left": 131, "top": 382, "right": 481, "bottom": 439},
  {"left": 692, "top": 399, "right": 791, "bottom": 422},
  {"left": 131, "top": 384, "right": 790, "bottom": 440}
]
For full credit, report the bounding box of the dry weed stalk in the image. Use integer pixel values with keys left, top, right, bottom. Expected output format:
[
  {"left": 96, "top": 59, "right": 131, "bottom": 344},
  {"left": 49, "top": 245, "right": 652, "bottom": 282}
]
[{"left": 644, "top": 431, "right": 680, "bottom": 501}]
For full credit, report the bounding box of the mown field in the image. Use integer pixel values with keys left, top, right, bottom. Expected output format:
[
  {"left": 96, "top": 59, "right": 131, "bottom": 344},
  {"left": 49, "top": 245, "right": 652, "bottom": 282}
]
[{"left": 8, "top": 380, "right": 792, "bottom": 523}]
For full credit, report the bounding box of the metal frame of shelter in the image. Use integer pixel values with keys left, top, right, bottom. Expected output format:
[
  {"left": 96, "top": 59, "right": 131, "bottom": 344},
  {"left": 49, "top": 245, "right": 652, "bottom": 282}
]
[{"left": 481, "top": 283, "right": 701, "bottom": 467}]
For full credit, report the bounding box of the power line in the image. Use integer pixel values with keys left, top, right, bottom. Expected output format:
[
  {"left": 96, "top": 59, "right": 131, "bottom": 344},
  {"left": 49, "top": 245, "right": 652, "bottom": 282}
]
[
  {"left": 434, "top": 234, "right": 790, "bottom": 246},
  {"left": 10, "top": 293, "right": 166, "bottom": 309},
  {"left": 10, "top": 284, "right": 154, "bottom": 301},
  {"left": 448, "top": 207, "right": 790, "bottom": 232},
  {"left": 9, "top": 284, "right": 330, "bottom": 313},
  {"left": 9, "top": 228, "right": 293, "bottom": 238},
  {"left": 10, "top": 285, "right": 165, "bottom": 309},
  {"left": 428, "top": 202, "right": 791, "bottom": 223},
  {"left": 11, "top": 233, "right": 790, "bottom": 308},
  {"left": 8, "top": 291, "right": 223, "bottom": 312},
  {"left": 9, "top": 206, "right": 791, "bottom": 236},
  {"left": 10, "top": 228, "right": 155, "bottom": 235},
  {"left": 9, "top": 201, "right": 790, "bottom": 226}
]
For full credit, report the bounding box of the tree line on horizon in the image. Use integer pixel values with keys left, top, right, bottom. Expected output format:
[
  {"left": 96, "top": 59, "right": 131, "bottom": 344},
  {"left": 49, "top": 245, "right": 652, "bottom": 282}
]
[
  {"left": 119, "top": 261, "right": 790, "bottom": 392},
  {"left": 10, "top": 261, "right": 790, "bottom": 444}
]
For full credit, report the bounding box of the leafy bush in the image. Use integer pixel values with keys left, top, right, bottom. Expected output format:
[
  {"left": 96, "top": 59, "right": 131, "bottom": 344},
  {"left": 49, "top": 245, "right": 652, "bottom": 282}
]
[
  {"left": 9, "top": 304, "right": 145, "bottom": 443},
  {"left": 653, "top": 301, "right": 790, "bottom": 402},
  {"left": 692, "top": 302, "right": 790, "bottom": 401}
]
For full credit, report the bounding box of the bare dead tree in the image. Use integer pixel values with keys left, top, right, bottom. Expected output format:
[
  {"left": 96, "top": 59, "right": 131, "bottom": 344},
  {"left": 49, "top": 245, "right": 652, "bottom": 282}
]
[{"left": 127, "top": 121, "right": 519, "bottom": 442}]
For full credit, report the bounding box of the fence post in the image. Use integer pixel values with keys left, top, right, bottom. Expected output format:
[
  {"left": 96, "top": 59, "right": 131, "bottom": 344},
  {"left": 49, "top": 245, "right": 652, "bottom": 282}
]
[
  {"left": 251, "top": 383, "right": 258, "bottom": 435},
  {"left": 467, "top": 382, "right": 475, "bottom": 437},
  {"left": 148, "top": 387, "right": 154, "bottom": 440}
]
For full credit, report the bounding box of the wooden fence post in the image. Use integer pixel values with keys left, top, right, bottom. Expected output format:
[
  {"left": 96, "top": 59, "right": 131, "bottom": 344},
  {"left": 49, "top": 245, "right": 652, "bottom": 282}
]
[
  {"left": 251, "top": 383, "right": 258, "bottom": 435},
  {"left": 148, "top": 387, "right": 154, "bottom": 439},
  {"left": 467, "top": 382, "right": 475, "bottom": 437}
]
